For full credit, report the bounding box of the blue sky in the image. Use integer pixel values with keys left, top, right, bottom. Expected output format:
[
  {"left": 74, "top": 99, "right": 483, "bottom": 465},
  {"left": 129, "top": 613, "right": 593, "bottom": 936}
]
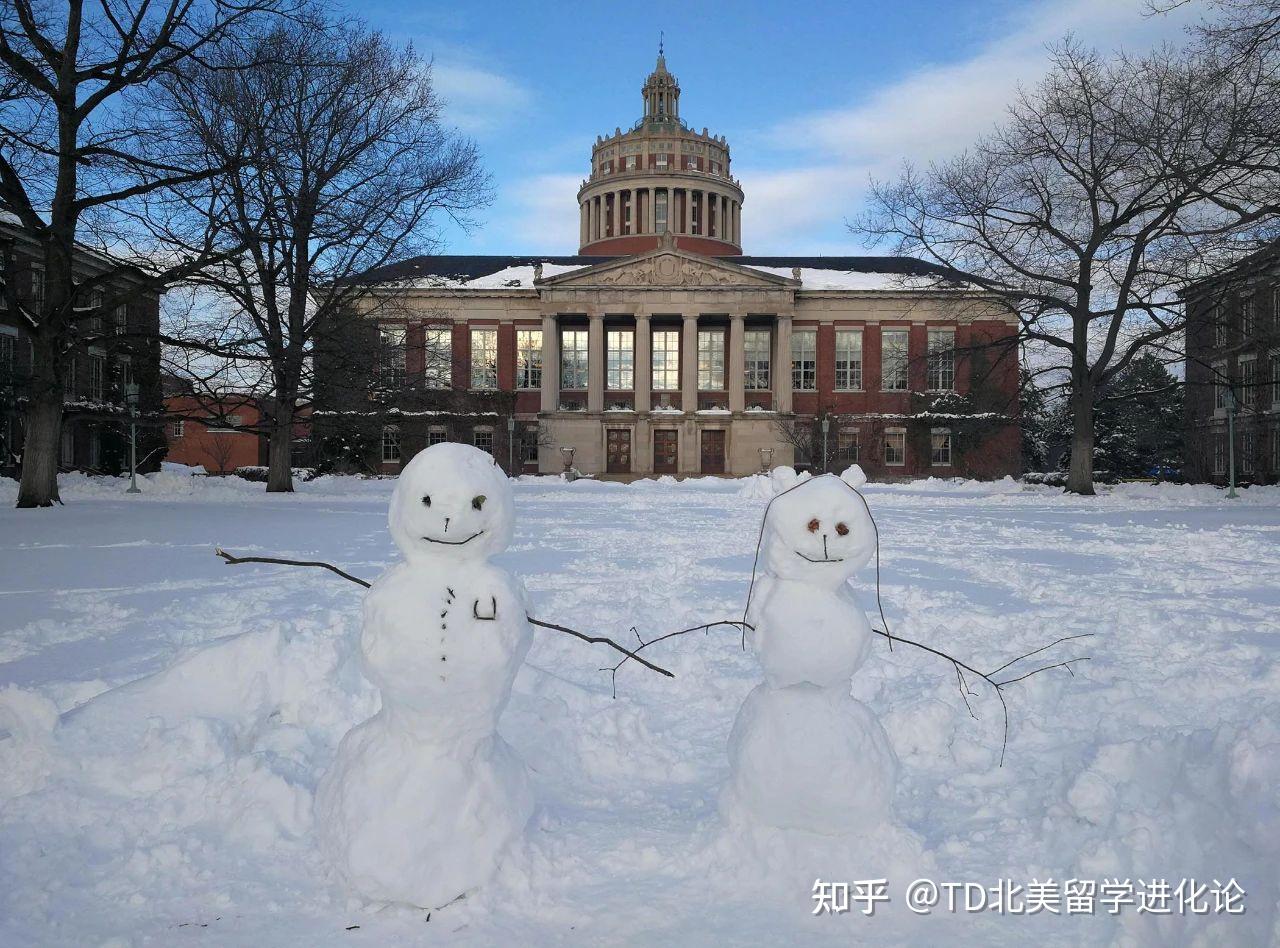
[{"left": 356, "top": 0, "right": 1199, "bottom": 257}]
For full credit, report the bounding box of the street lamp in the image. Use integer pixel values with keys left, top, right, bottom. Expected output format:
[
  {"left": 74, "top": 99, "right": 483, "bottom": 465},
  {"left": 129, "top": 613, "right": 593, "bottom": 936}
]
[
  {"left": 506, "top": 415, "right": 516, "bottom": 475},
  {"left": 820, "top": 415, "right": 830, "bottom": 473},
  {"left": 1225, "top": 386, "right": 1238, "bottom": 500},
  {"left": 125, "top": 382, "right": 141, "bottom": 494}
]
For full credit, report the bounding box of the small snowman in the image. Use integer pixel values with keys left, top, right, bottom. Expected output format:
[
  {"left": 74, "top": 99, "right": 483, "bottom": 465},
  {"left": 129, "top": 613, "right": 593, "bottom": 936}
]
[
  {"left": 723, "top": 466, "right": 898, "bottom": 835},
  {"left": 315, "top": 443, "right": 533, "bottom": 907}
]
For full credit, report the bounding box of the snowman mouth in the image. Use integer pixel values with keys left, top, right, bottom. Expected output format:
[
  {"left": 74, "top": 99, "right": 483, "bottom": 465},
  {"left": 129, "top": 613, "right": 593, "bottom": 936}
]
[
  {"left": 795, "top": 551, "right": 844, "bottom": 563},
  {"left": 422, "top": 531, "right": 485, "bottom": 545}
]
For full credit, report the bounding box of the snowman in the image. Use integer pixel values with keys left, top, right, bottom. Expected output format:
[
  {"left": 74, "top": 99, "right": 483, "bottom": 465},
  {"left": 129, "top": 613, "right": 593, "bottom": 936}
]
[
  {"left": 722, "top": 466, "right": 898, "bottom": 835},
  {"left": 315, "top": 442, "right": 533, "bottom": 907}
]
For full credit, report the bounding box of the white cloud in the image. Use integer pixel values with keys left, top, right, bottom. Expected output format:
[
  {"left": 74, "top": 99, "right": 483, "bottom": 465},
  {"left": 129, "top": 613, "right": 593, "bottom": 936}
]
[
  {"left": 483, "top": 172, "right": 583, "bottom": 253},
  {"left": 432, "top": 62, "right": 533, "bottom": 135}
]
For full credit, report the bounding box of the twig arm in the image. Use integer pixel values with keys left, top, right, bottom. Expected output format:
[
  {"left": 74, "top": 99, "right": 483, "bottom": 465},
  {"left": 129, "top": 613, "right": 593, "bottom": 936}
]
[{"left": 215, "top": 548, "right": 372, "bottom": 587}]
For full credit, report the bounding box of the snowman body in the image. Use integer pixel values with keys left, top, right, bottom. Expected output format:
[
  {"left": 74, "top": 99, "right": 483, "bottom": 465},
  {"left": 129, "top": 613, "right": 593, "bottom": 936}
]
[
  {"left": 724, "top": 471, "right": 897, "bottom": 835},
  {"left": 315, "top": 444, "right": 533, "bottom": 907}
]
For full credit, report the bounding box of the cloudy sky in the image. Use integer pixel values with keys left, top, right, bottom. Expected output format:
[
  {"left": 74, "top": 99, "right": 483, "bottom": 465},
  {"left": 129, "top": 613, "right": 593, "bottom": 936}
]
[{"left": 356, "top": 0, "right": 1203, "bottom": 257}]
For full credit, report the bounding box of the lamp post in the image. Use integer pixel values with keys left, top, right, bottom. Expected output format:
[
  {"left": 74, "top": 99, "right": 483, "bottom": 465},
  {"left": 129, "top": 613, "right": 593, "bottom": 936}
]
[
  {"left": 1225, "top": 386, "right": 1238, "bottom": 500},
  {"left": 820, "top": 415, "right": 830, "bottom": 473},
  {"left": 506, "top": 415, "right": 516, "bottom": 475},
  {"left": 125, "top": 382, "right": 141, "bottom": 494}
]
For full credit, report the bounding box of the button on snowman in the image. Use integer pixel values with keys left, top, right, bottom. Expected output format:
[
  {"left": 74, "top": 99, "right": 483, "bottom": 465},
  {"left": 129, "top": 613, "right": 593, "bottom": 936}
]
[
  {"left": 315, "top": 443, "right": 533, "bottom": 907},
  {"left": 723, "top": 467, "right": 898, "bottom": 834}
]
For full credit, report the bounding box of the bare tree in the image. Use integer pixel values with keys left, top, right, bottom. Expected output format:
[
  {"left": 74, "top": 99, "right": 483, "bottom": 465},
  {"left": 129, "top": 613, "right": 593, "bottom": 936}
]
[
  {"left": 860, "top": 42, "right": 1280, "bottom": 494},
  {"left": 0, "top": 0, "right": 284, "bottom": 507},
  {"left": 154, "top": 10, "right": 489, "bottom": 492}
]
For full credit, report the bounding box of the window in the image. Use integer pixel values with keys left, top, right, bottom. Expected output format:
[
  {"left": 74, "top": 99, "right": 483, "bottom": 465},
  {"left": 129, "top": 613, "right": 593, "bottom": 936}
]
[
  {"left": 744, "top": 329, "right": 771, "bottom": 390},
  {"left": 607, "top": 329, "right": 634, "bottom": 389},
  {"left": 1241, "top": 430, "right": 1256, "bottom": 475},
  {"left": 655, "top": 191, "right": 668, "bottom": 231},
  {"left": 1213, "top": 360, "right": 1228, "bottom": 411},
  {"left": 88, "top": 353, "right": 105, "bottom": 401},
  {"left": 931, "top": 428, "right": 953, "bottom": 465},
  {"left": 791, "top": 330, "right": 817, "bottom": 391},
  {"left": 697, "top": 329, "right": 725, "bottom": 390},
  {"left": 516, "top": 329, "right": 542, "bottom": 390},
  {"left": 171, "top": 419, "right": 185, "bottom": 438},
  {"left": 656, "top": 153, "right": 668, "bottom": 169},
  {"left": 87, "top": 291, "right": 104, "bottom": 334},
  {"left": 30, "top": 269, "right": 45, "bottom": 309},
  {"left": 652, "top": 329, "right": 679, "bottom": 390},
  {"left": 224, "top": 413, "right": 244, "bottom": 427},
  {"left": 1274, "top": 424, "right": 1280, "bottom": 473},
  {"left": 520, "top": 424, "right": 539, "bottom": 463},
  {"left": 560, "top": 329, "right": 589, "bottom": 389},
  {"left": 113, "top": 303, "right": 127, "bottom": 335},
  {"left": 63, "top": 355, "right": 76, "bottom": 398},
  {"left": 473, "top": 428, "right": 494, "bottom": 456},
  {"left": 626, "top": 155, "right": 636, "bottom": 171},
  {"left": 1239, "top": 356, "right": 1257, "bottom": 408},
  {"left": 1242, "top": 294, "right": 1256, "bottom": 337},
  {"left": 120, "top": 355, "right": 134, "bottom": 391},
  {"left": 1271, "top": 352, "right": 1280, "bottom": 406},
  {"left": 1212, "top": 432, "right": 1226, "bottom": 474},
  {"left": 834, "top": 330, "right": 863, "bottom": 390},
  {"left": 423, "top": 327, "right": 452, "bottom": 388},
  {"left": 1213, "top": 304, "right": 1228, "bottom": 348},
  {"left": 427, "top": 427, "right": 447, "bottom": 446},
  {"left": 378, "top": 325, "right": 406, "bottom": 389},
  {"left": 836, "top": 428, "right": 859, "bottom": 464},
  {"left": 685, "top": 156, "right": 696, "bottom": 170},
  {"left": 927, "top": 329, "right": 955, "bottom": 391},
  {"left": 381, "top": 426, "right": 400, "bottom": 464},
  {"left": 623, "top": 196, "right": 632, "bottom": 234},
  {"left": 1273, "top": 287, "right": 1280, "bottom": 332},
  {"left": 884, "top": 429, "right": 906, "bottom": 466},
  {"left": 691, "top": 195, "right": 701, "bottom": 234},
  {"left": 882, "top": 329, "right": 909, "bottom": 391},
  {"left": 0, "top": 331, "right": 14, "bottom": 388},
  {"left": 61, "top": 426, "right": 74, "bottom": 466},
  {"left": 470, "top": 328, "right": 498, "bottom": 390}
]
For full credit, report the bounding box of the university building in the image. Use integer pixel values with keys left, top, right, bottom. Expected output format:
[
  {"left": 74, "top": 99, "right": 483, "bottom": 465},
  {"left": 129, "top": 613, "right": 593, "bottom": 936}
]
[{"left": 321, "top": 54, "right": 1021, "bottom": 478}]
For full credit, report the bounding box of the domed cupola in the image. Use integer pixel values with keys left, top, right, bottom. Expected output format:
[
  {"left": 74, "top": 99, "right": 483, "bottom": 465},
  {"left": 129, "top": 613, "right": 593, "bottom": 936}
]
[{"left": 577, "top": 49, "right": 744, "bottom": 256}]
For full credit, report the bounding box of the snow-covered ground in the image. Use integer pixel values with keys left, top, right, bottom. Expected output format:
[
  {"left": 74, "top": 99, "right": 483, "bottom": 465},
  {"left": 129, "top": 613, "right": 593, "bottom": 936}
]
[{"left": 1, "top": 470, "right": 1277, "bottom": 946}]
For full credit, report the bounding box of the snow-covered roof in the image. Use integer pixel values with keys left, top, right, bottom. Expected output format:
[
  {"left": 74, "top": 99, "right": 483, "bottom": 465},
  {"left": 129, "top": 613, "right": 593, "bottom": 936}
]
[
  {"left": 746, "top": 266, "right": 965, "bottom": 291},
  {"left": 411, "top": 263, "right": 587, "bottom": 290}
]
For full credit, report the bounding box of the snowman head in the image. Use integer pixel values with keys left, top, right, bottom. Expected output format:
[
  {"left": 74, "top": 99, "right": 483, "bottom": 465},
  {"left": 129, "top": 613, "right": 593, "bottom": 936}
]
[
  {"left": 388, "top": 442, "right": 514, "bottom": 562},
  {"left": 759, "top": 473, "right": 876, "bottom": 588}
]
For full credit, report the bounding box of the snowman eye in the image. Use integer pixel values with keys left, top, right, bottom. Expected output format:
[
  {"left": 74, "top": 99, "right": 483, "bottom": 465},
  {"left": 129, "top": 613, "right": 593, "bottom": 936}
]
[
  {"left": 836, "top": 522, "right": 849, "bottom": 536},
  {"left": 472, "top": 495, "right": 486, "bottom": 510},
  {"left": 807, "top": 518, "right": 820, "bottom": 533},
  {"left": 421, "top": 495, "right": 431, "bottom": 507}
]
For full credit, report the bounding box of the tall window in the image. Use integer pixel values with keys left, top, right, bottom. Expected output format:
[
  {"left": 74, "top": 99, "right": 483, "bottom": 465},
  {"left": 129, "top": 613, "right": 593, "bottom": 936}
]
[
  {"left": 1212, "top": 432, "right": 1226, "bottom": 474},
  {"left": 1271, "top": 352, "right": 1280, "bottom": 407},
  {"left": 88, "top": 353, "right": 105, "bottom": 401},
  {"left": 1242, "top": 294, "right": 1256, "bottom": 337},
  {"left": 691, "top": 194, "right": 700, "bottom": 234},
  {"left": 423, "top": 327, "right": 452, "bottom": 388},
  {"left": 931, "top": 429, "right": 953, "bottom": 465},
  {"left": 473, "top": 428, "right": 494, "bottom": 456},
  {"left": 652, "top": 329, "right": 679, "bottom": 390},
  {"left": 63, "top": 355, "right": 76, "bottom": 398},
  {"left": 1213, "top": 304, "right": 1228, "bottom": 347},
  {"left": 171, "top": 419, "right": 184, "bottom": 438},
  {"left": 836, "top": 428, "right": 859, "bottom": 464},
  {"left": 744, "top": 329, "right": 771, "bottom": 390},
  {"left": 1240, "top": 356, "right": 1257, "bottom": 408},
  {"left": 120, "top": 355, "right": 134, "bottom": 390},
  {"left": 834, "top": 330, "right": 863, "bottom": 390},
  {"left": 113, "top": 303, "right": 127, "bottom": 335},
  {"left": 927, "top": 329, "right": 955, "bottom": 391},
  {"left": 882, "top": 329, "right": 909, "bottom": 391},
  {"left": 624, "top": 196, "right": 633, "bottom": 234},
  {"left": 381, "top": 426, "right": 400, "bottom": 464},
  {"left": 1241, "top": 430, "right": 1256, "bottom": 475},
  {"left": 516, "top": 329, "right": 542, "bottom": 390},
  {"left": 377, "top": 325, "right": 406, "bottom": 389},
  {"left": 884, "top": 429, "right": 906, "bottom": 466},
  {"left": 0, "top": 332, "right": 14, "bottom": 386},
  {"left": 87, "top": 291, "right": 104, "bottom": 334},
  {"left": 791, "top": 330, "right": 817, "bottom": 392},
  {"left": 470, "top": 328, "right": 498, "bottom": 390},
  {"left": 561, "top": 329, "right": 589, "bottom": 389},
  {"left": 697, "top": 329, "right": 725, "bottom": 390},
  {"left": 1213, "top": 360, "right": 1228, "bottom": 410},
  {"left": 655, "top": 191, "right": 668, "bottom": 231},
  {"left": 30, "top": 269, "right": 44, "bottom": 309},
  {"left": 607, "top": 329, "right": 634, "bottom": 389}
]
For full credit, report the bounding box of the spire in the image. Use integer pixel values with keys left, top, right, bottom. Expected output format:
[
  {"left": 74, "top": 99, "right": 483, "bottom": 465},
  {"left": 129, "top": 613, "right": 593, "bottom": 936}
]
[{"left": 642, "top": 46, "right": 679, "bottom": 123}]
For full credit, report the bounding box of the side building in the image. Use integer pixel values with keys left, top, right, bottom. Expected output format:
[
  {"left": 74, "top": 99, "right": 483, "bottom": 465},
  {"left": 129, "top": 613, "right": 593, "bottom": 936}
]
[
  {"left": 1, "top": 213, "right": 164, "bottom": 478},
  {"left": 1183, "top": 243, "right": 1280, "bottom": 484}
]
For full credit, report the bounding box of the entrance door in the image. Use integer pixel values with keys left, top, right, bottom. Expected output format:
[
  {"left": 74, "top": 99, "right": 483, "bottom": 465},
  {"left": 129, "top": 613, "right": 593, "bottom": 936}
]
[
  {"left": 653, "top": 429, "right": 678, "bottom": 474},
  {"left": 701, "top": 430, "right": 726, "bottom": 475},
  {"left": 606, "top": 428, "right": 632, "bottom": 473}
]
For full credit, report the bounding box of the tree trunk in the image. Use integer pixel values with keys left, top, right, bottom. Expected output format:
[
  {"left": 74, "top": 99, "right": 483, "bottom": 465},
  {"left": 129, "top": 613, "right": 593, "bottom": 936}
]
[
  {"left": 1065, "top": 378, "right": 1096, "bottom": 496},
  {"left": 17, "top": 384, "right": 64, "bottom": 508},
  {"left": 266, "top": 403, "right": 295, "bottom": 493}
]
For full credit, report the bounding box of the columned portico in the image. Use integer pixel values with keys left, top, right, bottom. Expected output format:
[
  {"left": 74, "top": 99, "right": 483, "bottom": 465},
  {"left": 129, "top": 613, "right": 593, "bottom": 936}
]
[
  {"left": 728, "top": 313, "right": 745, "bottom": 412},
  {"left": 587, "top": 312, "right": 605, "bottom": 413},
  {"left": 634, "top": 312, "right": 652, "bottom": 412},
  {"left": 680, "top": 313, "right": 698, "bottom": 412}
]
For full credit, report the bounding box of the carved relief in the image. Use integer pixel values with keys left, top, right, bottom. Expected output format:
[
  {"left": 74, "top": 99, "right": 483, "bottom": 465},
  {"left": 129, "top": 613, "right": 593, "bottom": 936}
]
[{"left": 591, "top": 254, "right": 740, "bottom": 287}]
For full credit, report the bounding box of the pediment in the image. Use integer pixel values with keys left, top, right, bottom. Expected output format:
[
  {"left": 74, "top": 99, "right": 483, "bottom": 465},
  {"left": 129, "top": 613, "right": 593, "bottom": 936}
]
[{"left": 540, "top": 246, "right": 797, "bottom": 290}]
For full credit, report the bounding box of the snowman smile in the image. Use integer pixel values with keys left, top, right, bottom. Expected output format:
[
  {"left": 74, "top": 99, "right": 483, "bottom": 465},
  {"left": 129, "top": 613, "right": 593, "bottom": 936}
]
[
  {"left": 421, "top": 530, "right": 485, "bottom": 545},
  {"left": 795, "top": 550, "right": 844, "bottom": 563}
]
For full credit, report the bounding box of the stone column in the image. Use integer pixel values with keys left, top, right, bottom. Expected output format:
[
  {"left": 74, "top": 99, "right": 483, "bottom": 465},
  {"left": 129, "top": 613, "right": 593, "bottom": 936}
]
[
  {"left": 683, "top": 189, "right": 692, "bottom": 235},
  {"left": 681, "top": 313, "right": 698, "bottom": 412},
  {"left": 775, "top": 313, "right": 793, "bottom": 413},
  {"left": 634, "top": 313, "right": 651, "bottom": 412},
  {"left": 590, "top": 197, "right": 599, "bottom": 242},
  {"left": 540, "top": 314, "right": 558, "bottom": 413},
  {"left": 729, "top": 313, "right": 745, "bottom": 412},
  {"left": 580, "top": 202, "right": 587, "bottom": 247},
  {"left": 587, "top": 312, "right": 605, "bottom": 413}
]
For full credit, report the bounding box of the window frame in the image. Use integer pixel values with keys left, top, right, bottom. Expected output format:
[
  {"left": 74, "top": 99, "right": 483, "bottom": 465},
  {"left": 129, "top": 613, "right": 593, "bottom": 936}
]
[
  {"left": 927, "top": 329, "right": 956, "bottom": 391},
  {"left": 651, "top": 328, "right": 680, "bottom": 391},
  {"left": 791, "top": 329, "right": 817, "bottom": 392},
  {"left": 606, "top": 328, "right": 635, "bottom": 390},
  {"left": 469, "top": 327, "right": 498, "bottom": 391},
  {"left": 836, "top": 427, "right": 859, "bottom": 465},
  {"left": 377, "top": 324, "right": 407, "bottom": 389},
  {"left": 743, "top": 328, "right": 771, "bottom": 391},
  {"left": 560, "top": 328, "right": 589, "bottom": 390},
  {"left": 931, "top": 428, "right": 953, "bottom": 466},
  {"left": 697, "top": 328, "right": 725, "bottom": 391},
  {"left": 884, "top": 428, "right": 907, "bottom": 466},
  {"left": 381, "top": 425, "right": 401, "bottom": 464},
  {"left": 422, "top": 326, "right": 453, "bottom": 389},
  {"left": 834, "top": 329, "right": 863, "bottom": 391},
  {"left": 472, "top": 427, "right": 494, "bottom": 456},
  {"left": 516, "top": 329, "right": 543, "bottom": 390},
  {"left": 881, "top": 328, "right": 909, "bottom": 392},
  {"left": 1239, "top": 354, "right": 1257, "bottom": 408}
]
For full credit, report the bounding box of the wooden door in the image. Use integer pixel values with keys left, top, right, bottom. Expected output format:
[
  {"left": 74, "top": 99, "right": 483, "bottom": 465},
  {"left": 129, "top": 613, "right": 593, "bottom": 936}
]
[
  {"left": 606, "top": 428, "right": 632, "bottom": 473},
  {"left": 701, "top": 429, "right": 726, "bottom": 474},
  {"left": 653, "top": 429, "right": 678, "bottom": 474}
]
